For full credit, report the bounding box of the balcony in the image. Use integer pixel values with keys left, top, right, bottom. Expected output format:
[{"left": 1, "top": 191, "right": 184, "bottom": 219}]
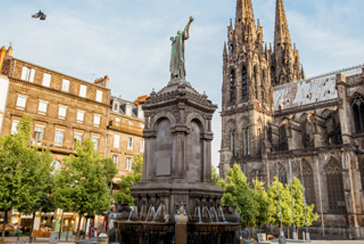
[
  {"left": 29, "top": 138, "right": 76, "bottom": 154},
  {"left": 109, "top": 120, "right": 143, "bottom": 135}
]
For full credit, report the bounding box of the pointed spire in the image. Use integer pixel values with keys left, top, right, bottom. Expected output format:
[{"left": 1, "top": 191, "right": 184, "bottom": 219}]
[
  {"left": 300, "top": 64, "right": 305, "bottom": 80},
  {"left": 274, "top": 0, "right": 291, "bottom": 52},
  {"left": 235, "top": 0, "right": 256, "bottom": 38},
  {"left": 223, "top": 42, "right": 227, "bottom": 60}
]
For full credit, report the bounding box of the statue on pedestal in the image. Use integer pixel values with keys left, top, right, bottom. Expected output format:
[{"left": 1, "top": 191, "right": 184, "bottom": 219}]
[{"left": 169, "top": 16, "right": 194, "bottom": 81}]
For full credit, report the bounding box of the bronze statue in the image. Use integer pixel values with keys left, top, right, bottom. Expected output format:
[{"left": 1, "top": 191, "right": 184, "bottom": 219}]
[{"left": 169, "top": 16, "right": 194, "bottom": 81}]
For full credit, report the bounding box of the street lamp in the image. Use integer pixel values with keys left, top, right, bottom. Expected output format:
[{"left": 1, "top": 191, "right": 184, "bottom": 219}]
[
  {"left": 289, "top": 158, "right": 296, "bottom": 240},
  {"left": 277, "top": 167, "right": 286, "bottom": 244},
  {"left": 300, "top": 162, "right": 310, "bottom": 241}
]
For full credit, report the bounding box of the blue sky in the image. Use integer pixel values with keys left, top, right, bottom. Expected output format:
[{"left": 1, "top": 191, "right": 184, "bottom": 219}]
[{"left": 1, "top": 0, "right": 363, "bottom": 167}]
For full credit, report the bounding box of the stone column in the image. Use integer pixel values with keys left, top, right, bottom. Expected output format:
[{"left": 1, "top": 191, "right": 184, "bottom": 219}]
[
  {"left": 336, "top": 73, "right": 351, "bottom": 144},
  {"left": 175, "top": 212, "right": 188, "bottom": 244}
]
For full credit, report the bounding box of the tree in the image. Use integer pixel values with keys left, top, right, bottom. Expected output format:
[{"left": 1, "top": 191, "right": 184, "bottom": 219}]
[
  {"left": 113, "top": 153, "right": 143, "bottom": 206},
  {"left": 53, "top": 138, "right": 117, "bottom": 240},
  {"left": 252, "top": 177, "right": 272, "bottom": 233},
  {"left": 267, "top": 177, "right": 292, "bottom": 230},
  {"left": 0, "top": 115, "right": 53, "bottom": 243},
  {"left": 221, "top": 163, "right": 258, "bottom": 227},
  {"left": 290, "top": 177, "right": 318, "bottom": 233},
  {"left": 211, "top": 166, "right": 226, "bottom": 190},
  {"left": 17, "top": 148, "right": 55, "bottom": 243}
]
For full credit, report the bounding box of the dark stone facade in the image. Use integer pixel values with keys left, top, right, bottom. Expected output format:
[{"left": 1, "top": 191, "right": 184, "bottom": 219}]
[{"left": 219, "top": 0, "right": 364, "bottom": 239}]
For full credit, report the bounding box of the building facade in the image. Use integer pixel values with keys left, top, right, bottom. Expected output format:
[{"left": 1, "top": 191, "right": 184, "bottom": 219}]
[
  {"left": 0, "top": 46, "right": 145, "bottom": 235},
  {"left": 219, "top": 0, "right": 364, "bottom": 239}
]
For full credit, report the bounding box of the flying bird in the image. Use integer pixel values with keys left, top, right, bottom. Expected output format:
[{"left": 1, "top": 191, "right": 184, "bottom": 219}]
[{"left": 32, "top": 10, "right": 47, "bottom": 20}]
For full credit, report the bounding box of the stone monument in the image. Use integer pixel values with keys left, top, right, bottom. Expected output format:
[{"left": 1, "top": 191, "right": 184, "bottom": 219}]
[{"left": 110, "top": 16, "right": 240, "bottom": 244}]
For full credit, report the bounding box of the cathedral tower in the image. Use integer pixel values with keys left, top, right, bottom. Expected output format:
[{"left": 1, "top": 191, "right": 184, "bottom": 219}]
[
  {"left": 220, "top": 0, "right": 274, "bottom": 179},
  {"left": 271, "top": 0, "right": 305, "bottom": 85}
]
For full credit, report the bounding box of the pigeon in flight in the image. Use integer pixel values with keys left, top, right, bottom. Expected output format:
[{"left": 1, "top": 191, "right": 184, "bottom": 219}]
[{"left": 32, "top": 10, "right": 47, "bottom": 20}]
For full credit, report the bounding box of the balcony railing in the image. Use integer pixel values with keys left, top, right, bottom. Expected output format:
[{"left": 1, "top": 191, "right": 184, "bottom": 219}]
[
  {"left": 29, "top": 138, "right": 76, "bottom": 152},
  {"left": 109, "top": 121, "right": 143, "bottom": 134}
]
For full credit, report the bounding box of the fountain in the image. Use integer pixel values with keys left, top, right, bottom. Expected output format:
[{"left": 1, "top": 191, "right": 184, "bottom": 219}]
[{"left": 107, "top": 16, "right": 240, "bottom": 244}]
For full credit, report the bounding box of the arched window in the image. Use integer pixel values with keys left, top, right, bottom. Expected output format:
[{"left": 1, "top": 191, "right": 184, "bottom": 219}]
[
  {"left": 300, "top": 160, "right": 316, "bottom": 208},
  {"left": 274, "top": 162, "right": 287, "bottom": 184},
  {"left": 241, "top": 66, "right": 248, "bottom": 101},
  {"left": 230, "top": 70, "right": 236, "bottom": 104},
  {"left": 242, "top": 127, "right": 250, "bottom": 156},
  {"left": 251, "top": 170, "right": 265, "bottom": 183},
  {"left": 352, "top": 94, "right": 364, "bottom": 133},
  {"left": 230, "top": 130, "right": 236, "bottom": 157},
  {"left": 254, "top": 66, "right": 259, "bottom": 99},
  {"left": 261, "top": 70, "right": 266, "bottom": 102},
  {"left": 325, "top": 158, "right": 346, "bottom": 213},
  {"left": 360, "top": 160, "right": 364, "bottom": 192},
  {"left": 279, "top": 125, "right": 288, "bottom": 151}
]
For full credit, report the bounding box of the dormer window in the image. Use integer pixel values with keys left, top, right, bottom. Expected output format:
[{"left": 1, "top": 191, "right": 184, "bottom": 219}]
[{"left": 113, "top": 101, "right": 119, "bottom": 112}]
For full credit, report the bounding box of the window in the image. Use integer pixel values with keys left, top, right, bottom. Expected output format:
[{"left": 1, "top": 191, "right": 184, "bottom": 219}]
[
  {"left": 360, "top": 160, "right": 364, "bottom": 192},
  {"left": 11, "top": 120, "right": 19, "bottom": 134},
  {"left": 274, "top": 163, "right": 287, "bottom": 184},
  {"left": 279, "top": 126, "right": 288, "bottom": 151},
  {"left": 112, "top": 155, "right": 119, "bottom": 169},
  {"left": 96, "top": 90, "right": 103, "bottom": 102},
  {"left": 325, "top": 158, "right": 346, "bottom": 213},
  {"left": 300, "top": 160, "right": 316, "bottom": 209},
  {"left": 126, "top": 105, "right": 132, "bottom": 116},
  {"left": 74, "top": 133, "right": 83, "bottom": 142},
  {"left": 34, "top": 125, "right": 45, "bottom": 145},
  {"left": 91, "top": 137, "right": 99, "bottom": 151},
  {"left": 126, "top": 157, "right": 132, "bottom": 171},
  {"left": 54, "top": 129, "right": 65, "bottom": 147},
  {"left": 58, "top": 106, "right": 67, "bottom": 119},
  {"left": 352, "top": 94, "right": 364, "bottom": 133},
  {"left": 230, "top": 70, "right": 236, "bottom": 104},
  {"left": 140, "top": 140, "right": 144, "bottom": 153},
  {"left": 79, "top": 85, "right": 87, "bottom": 97},
  {"left": 93, "top": 114, "right": 101, "bottom": 127},
  {"left": 127, "top": 137, "right": 133, "bottom": 150},
  {"left": 38, "top": 101, "right": 48, "bottom": 115},
  {"left": 42, "top": 73, "right": 51, "bottom": 87},
  {"left": 241, "top": 66, "right": 248, "bottom": 101},
  {"left": 230, "top": 130, "right": 236, "bottom": 157},
  {"left": 114, "top": 134, "right": 120, "bottom": 148},
  {"left": 62, "top": 79, "right": 70, "bottom": 92},
  {"left": 242, "top": 127, "right": 250, "bottom": 156},
  {"left": 21, "top": 67, "right": 35, "bottom": 82},
  {"left": 77, "top": 110, "right": 85, "bottom": 123},
  {"left": 16, "top": 95, "right": 27, "bottom": 109},
  {"left": 51, "top": 160, "right": 62, "bottom": 171}
]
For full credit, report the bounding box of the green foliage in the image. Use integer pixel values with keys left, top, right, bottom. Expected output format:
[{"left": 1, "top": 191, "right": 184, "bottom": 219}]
[
  {"left": 211, "top": 166, "right": 225, "bottom": 190},
  {"left": 252, "top": 177, "right": 272, "bottom": 231},
  {"left": 221, "top": 164, "right": 258, "bottom": 227},
  {"left": 267, "top": 177, "right": 292, "bottom": 227},
  {"left": 290, "top": 177, "right": 318, "bottom": 227},
  {"left": 53, "top": 138, "right": 117, "bottom": 216},
  {"left": 0, "top": 115, "right": 54, "bottom": 241},
  {"left": 113, "top": 153, "right": 143, "bottom": 206}
]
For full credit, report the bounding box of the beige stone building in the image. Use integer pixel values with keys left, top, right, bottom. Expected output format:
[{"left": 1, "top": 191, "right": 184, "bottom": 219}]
[
  {"left": 107, "top": 95, "right": 145, "bottom": 181},
  {"left": 0, "top": 46, "right": 145, "bottom": 235},
  {"left": 219, "top": 0, "right": 364, "bottom": 239}
]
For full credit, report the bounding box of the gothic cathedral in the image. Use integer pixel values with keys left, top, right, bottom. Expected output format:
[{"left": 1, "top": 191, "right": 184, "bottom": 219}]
[{"left": 219, "top": 0, "right": 364, "bottom": 239}]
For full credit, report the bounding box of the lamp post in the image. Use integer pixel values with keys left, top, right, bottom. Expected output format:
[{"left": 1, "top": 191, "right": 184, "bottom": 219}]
[
  {"left": 277, "top": 168, "right": 286, "bottom": 244},
  {"left": 300, "top": 162, "right": 310, "bottom": 241},
  {"left": 289, "top": 158, "right": 296, "bottom": 240}
]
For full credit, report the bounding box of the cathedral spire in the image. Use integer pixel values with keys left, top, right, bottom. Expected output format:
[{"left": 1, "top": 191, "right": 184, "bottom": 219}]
[
  {"left": 272, "top": 0, "right": 303, "bottom": 85},
  {"left": 235, "top": 0, "right": 256, "bottom": 39},
  {"left": 274, "top": 0, "right": 291, "bottom": 51}
]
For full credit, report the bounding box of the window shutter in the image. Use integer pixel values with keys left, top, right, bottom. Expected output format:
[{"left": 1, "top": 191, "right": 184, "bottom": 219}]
[
  {"left": 42, "top": 73, "right": 51, "bottom": 87},
  {"left": 96, "top": 90, "right": 102, "bottom": 102},
  {"left": 62, "top": 79, "right": 70, "bottom": 92},
  {"left": 29, "top": 69, "right": 36, "bottom": 82},
  {"left": 114, "top": 134, "right": 120, "bottom": 148},
  {"left": 80, "top": 85, "right": 87, "bottom": 97},
  {"left": 21, "top": 67, "right": 29, "bottom": 80}
]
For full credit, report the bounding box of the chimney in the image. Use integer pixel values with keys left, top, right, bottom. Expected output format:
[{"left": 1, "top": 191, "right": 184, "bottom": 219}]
[
  {"left": 94, "top": 75, "right": 109, "bottom": 88},
  {"left": 0, "top": 46, "right": 6, "bottom": 72},
  {"left": 6, "top": 46, "right": 13, "bottom": 56}
]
